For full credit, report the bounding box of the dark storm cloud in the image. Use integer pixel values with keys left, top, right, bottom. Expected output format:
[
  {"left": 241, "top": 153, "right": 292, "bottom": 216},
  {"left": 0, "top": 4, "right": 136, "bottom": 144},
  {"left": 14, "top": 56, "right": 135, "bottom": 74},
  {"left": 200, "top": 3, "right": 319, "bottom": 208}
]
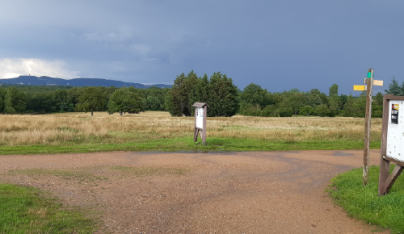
[{"left": 0, "top": 0, "right": 403, "bottom": 94}]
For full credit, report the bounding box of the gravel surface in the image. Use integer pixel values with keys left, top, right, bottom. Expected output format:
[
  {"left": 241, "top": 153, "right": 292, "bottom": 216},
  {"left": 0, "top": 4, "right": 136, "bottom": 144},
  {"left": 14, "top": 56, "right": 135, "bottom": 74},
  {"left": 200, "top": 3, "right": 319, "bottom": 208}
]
[{"left": 0, "top": 150, "right": 388, "bottom": 234}]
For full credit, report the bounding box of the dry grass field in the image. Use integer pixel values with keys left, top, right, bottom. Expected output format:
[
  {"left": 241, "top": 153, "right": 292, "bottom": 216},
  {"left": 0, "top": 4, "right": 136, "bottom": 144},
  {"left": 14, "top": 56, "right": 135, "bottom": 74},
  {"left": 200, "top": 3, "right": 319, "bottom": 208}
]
[{"left": 0, "top": 111, "right": 382, "bottom": 146}]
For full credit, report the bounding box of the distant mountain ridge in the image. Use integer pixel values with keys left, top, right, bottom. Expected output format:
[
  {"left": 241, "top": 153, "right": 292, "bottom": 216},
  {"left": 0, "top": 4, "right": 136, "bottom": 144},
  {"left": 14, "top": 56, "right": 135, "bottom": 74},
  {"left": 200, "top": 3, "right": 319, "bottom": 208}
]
[{"left": 0, "top": 76, "right": 171, "bottom": 89}]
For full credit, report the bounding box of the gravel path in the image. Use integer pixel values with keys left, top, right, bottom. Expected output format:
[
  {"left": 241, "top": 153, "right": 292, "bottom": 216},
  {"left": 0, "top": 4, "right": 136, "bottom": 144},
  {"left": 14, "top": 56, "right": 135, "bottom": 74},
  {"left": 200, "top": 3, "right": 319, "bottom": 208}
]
[{"left": 0, "top": 150, "right": 388, "bottom": 234}]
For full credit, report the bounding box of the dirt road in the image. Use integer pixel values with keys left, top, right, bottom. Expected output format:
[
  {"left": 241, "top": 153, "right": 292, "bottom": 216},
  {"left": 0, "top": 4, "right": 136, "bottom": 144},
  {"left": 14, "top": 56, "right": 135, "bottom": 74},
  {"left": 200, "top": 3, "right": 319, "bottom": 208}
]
[{"left": 0, "top": 150, "right": 387, "bottom": 233}]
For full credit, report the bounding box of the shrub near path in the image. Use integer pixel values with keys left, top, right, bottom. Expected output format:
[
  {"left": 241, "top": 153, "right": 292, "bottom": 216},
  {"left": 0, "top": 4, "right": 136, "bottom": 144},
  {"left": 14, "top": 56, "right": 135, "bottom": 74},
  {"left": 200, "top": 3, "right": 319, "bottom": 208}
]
[{"left": 329, "top": 165, "right": 404, "bottom": 234}]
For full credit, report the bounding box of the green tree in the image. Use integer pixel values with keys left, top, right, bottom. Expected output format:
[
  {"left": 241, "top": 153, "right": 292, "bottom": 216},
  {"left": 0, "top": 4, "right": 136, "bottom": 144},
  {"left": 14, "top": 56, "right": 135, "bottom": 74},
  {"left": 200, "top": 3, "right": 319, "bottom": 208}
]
[
  {"left": 53, "top": 89, "right": 70, "bottom": 112},
  {"left": 385, "top": 77, "right": 403, "bottom": 96},
  {"left": 3, "top": 87, "right": 26, "bottom": 113},
  {"left": 0, "top": 97, "right": 3, "bottom": 113},
  {"left": 240, "top": 103, "right": 261, "bottom": 116},
  {"left": 267, "top": 92, "right": 283, "bottom": 106},
  {"left": 260, "top": 105, "right": 279, "bottom": 117},
  {"left": 343, "top": 94, "right": 355, "bottom": 117},
  {"left": 165, "top": 71, "right": 198, "bottom": 116},
  {"left": 372, "top": 92, "right": 384, "bottom": 118},
  {"left": 339, "top": 94, "right": 348, "bottom": 110},
  {"left": 67, "top": 87, "right": 84, "bottom": 107},
  {"left": 28, "top": 92, "right": 54, "bottom": 113},
  {"left": 277, "top": 99, "right": 293, "bottom": 117},
  {"left": 145, "top": 96, "right": 161, "bottom": 111},
  {"left": 75, "top": 87, "right": 107, "bottom": 116},
  {"left": 108, "top": 88, "right": 144, "bottom": 116},
  {"left": 189, "top": 73, "right": 210, "bottom": 111},
  {"left": 327, "top": 97, "right": 339, "bottom": 117},
  {"left": 207, "top": 72, "right": 239, "bottom": 117},
  {"left": 0, "top": 88, "right": 6, "bottom": 112},
  {"left": 300, "top": 105, "right": 314, "bottom": 116},
  {"left": 159, "top": 88, "right": 170, "bottom": 110},
  {"left": 165, "top": 89, "right": 181, "bottom": 116},
  {"left": 3, "top": 89, "right": 16, "bottom": 114},
  {"left": 329, "top": 84, "right": 338, "bottom": 97},
  {"left": 353, "top": 93, "right": 367, "bottom": 117},
  {"left": 167, "top": 71, "right": 239, "bottom": 117},
  {"left": 288, "top": 92, "right": 306, "bottom": 115},
  {"left": 305, "top": 89, "right": 322, "bottom": 107},
  {"left": 143, "top": 86, "right": 169, "bottom": 111},
  {"left": 240, "top": 83, "right": 271, "bottom": 108},
  {"left": 319, "top": 92, "right": 329, "bottom": 106},
  {"left": 373, "top": 91, "right": 383, "bottom": 106},
  {"left": 314, "top": 104, "right": 330, "bottom": 117}
]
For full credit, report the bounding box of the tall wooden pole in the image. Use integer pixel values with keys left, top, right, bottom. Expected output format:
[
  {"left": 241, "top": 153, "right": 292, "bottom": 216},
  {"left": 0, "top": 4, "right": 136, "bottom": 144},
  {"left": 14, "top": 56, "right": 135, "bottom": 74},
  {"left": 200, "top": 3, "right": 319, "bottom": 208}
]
[{"left": 363, "top": 68, "right": 374, "bottom": 185}]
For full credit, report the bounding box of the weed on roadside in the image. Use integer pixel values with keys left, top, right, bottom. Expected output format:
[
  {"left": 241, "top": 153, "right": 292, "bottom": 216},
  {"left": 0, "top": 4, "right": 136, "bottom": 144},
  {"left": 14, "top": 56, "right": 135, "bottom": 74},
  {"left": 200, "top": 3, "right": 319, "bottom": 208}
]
[{"left": 0, "top": 184, "right": 99, "bottom": 233}]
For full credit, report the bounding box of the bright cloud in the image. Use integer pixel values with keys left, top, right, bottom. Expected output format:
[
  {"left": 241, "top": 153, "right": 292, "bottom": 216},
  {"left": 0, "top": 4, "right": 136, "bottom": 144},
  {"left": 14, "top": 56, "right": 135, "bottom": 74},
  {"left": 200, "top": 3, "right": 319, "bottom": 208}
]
[{"left": 0, "top": 58, "right": 79, "bottom": 79}]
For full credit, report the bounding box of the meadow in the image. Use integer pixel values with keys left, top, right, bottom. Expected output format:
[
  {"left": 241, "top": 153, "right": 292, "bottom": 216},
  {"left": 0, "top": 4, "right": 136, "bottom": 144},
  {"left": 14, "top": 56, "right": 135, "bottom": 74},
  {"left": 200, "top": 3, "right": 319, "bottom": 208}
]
[
  {"left": 0, "top": 111, "right": 383, "bottom": 154},
  {"left": 0, "top": 111, "right": 395, "bottom": 233}
]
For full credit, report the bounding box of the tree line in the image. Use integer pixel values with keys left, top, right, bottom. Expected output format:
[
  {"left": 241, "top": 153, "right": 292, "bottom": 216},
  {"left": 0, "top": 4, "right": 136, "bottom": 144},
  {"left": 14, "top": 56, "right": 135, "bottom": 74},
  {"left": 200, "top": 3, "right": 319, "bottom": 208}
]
[
  {"left": 164, "top": 71, "right": 396, "bottom": 118},
  {"left": 0, "top": 85, "right": 169, "bottom": 115},
  {"left": 239, "top": 83, "right": 384, "bottom": 118},
  {"left": 0, "top": 73, "right": 401, "bottom": 117}
]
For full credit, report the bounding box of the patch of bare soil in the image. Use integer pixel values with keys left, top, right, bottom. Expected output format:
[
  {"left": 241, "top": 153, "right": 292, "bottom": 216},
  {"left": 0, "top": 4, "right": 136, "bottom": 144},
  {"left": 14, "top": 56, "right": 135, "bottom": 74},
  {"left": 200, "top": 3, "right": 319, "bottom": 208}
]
[{"left": 0, "top": 150, "right": 388, "bottom": 234}]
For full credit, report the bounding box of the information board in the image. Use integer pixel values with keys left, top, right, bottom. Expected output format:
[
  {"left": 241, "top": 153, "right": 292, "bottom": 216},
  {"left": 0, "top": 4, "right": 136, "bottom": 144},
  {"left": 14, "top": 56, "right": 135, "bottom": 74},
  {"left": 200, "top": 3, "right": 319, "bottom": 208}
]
[
  {"left": 196, "top": 107, "right": 204, "bottom": 129},
  {"left": 386, "top": 100, "right": 404, "bottom": 162}
]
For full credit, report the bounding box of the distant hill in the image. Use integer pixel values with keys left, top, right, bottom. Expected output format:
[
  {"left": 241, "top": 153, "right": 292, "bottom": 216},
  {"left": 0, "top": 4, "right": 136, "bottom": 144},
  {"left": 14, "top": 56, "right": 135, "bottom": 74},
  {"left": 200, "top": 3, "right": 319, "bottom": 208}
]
[{"left": 0, "top": 76, "right": 171, "bottom": 89}]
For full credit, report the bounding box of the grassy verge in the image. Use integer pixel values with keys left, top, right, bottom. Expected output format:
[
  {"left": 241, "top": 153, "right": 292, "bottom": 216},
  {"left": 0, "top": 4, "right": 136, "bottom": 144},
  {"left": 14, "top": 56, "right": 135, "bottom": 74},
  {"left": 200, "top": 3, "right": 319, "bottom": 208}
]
[
  {"left": 328, "top": 165, "right": 404, "bottom": 234},
  {"left": 0, "top": 137, "right": 381, "bottom": 155},
  {"left": 0, "top": 184, "right": 98, "bottom": 234}
]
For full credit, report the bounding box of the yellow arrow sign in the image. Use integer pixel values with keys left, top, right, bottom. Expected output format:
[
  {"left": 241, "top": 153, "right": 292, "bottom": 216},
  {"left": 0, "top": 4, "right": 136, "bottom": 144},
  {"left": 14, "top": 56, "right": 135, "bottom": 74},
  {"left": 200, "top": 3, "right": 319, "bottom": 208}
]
[{"left": 353, "top": 85, "right": 366, "bottom": 91}]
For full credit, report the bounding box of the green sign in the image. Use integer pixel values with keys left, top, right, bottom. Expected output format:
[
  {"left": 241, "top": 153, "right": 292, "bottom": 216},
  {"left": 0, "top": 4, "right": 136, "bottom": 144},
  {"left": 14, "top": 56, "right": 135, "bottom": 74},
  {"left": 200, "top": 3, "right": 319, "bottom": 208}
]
[{"left": 367, "top": 72, "right": 372, "bottom": 78}]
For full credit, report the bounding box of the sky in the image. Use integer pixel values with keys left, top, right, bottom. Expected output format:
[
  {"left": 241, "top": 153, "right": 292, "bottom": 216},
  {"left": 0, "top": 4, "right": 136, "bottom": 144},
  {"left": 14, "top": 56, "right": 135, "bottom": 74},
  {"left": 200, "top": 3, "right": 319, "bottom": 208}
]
[{"left": 1, "top": 0, "right": 403, "bottom": 95}]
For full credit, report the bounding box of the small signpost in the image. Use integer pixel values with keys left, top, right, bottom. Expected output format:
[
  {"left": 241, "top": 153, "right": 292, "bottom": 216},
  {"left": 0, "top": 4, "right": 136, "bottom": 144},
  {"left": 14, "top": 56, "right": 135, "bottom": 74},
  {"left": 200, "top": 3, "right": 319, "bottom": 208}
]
[
  {"left": 353, "top": 69, "right": 383, "bottom": 185},
  {"left": 192, "top": 102, "right": 209, "bottom": 145},
  {"left": 378, "top": 95, "right": 404, "bottom": 196}
]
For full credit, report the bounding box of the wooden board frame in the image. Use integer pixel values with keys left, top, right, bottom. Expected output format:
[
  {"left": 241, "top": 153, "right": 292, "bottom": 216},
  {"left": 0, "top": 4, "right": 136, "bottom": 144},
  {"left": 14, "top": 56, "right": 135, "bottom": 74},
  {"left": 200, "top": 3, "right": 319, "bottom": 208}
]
[
  {"left": 378, "top": 95, "right": 404, "bottom": 196},
  {"left": 192, "top": 102, "right": 208, "bottom": 145}
]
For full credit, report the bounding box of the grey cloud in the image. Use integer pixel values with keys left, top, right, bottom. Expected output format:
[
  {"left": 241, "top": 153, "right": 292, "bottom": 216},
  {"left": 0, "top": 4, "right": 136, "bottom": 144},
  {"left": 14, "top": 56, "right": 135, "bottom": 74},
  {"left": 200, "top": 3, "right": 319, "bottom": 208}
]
[{"left": 0, "top": 0, "right": 403, "bottom": 93}]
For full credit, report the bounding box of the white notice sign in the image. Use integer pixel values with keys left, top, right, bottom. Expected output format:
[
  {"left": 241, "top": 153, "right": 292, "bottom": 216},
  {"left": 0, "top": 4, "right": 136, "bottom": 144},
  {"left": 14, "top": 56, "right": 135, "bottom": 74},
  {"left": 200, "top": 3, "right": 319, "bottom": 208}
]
[
  {"left": 386, "top": 100, "right": 404, "bottom": 162},
  {"left": 196, "top": 108, "right": 204, "bottom": 129}
]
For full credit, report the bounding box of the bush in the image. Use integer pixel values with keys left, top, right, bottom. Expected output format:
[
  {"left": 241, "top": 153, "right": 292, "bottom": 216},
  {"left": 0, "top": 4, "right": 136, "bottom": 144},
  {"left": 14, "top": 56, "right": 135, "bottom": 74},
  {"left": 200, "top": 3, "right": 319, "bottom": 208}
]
[
  {"left": 315, "top": 104, "right": 330, "bottom": 117},
  {"left": 261, "top": 105, "right": 279, "bottom": 117},
  {"left": 240, "top": 102, "right": 261, "bottom": 116},
  {"left": 278, "top": 106, "right": 293, "bottom": 117},
  {"left": 3, "top": 106, "right": 17, "bottom": 114},
  {"left": 299, "top": 105, "right": 314, "bottom": 116}
]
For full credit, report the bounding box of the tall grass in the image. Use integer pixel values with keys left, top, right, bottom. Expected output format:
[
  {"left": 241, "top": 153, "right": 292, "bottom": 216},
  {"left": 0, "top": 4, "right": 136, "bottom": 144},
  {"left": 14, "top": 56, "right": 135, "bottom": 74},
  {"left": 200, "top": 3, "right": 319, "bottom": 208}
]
[{"left": 0, "top": 111, "right": 382, "bottom": 146}]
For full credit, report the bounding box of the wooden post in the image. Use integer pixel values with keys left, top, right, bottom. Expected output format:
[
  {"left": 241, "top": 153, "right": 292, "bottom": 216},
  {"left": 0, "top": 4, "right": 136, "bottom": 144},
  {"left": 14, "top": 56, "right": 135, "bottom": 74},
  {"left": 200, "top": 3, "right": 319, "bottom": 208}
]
[
  {"left": 363, "top": 68, "right": 373, "bottom": 185},
  {"left": 378, "top": 94, "right": 391, "bottom": 195}
]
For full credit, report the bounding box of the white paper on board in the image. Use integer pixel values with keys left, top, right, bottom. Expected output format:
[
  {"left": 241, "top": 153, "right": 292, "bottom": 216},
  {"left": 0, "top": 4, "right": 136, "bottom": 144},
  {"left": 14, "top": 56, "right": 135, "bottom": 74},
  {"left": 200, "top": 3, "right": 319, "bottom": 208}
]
[
  {"left": 386, "top": 100, "right": 404, "bottom": 162},
  {"left": 196, "top": 108, "right": 204, "bottom": 129}
]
